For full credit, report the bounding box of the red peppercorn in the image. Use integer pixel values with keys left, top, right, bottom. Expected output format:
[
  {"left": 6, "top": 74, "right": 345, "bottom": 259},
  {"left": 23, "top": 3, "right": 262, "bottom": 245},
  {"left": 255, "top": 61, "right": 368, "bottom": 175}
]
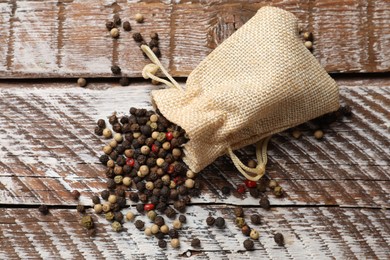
[
  {"left": 237, "top": 184, "right": 246, "bottom": 194},
  {"left": 126, "top": 158, "right": 135, "bottom": 167},
  {"left": 167, "top": 164, "right": 175, "bottom": 174},
  {"left": 151, "top": 144, "right": 159, "bottom": 153},
  {"left": 144, "top": 203, "right": 155, "bottom": 211},
  {"left": 166, "top": 132, "right": 173, "bottom": 141},
  {"left": 244, "top": 180, "right": 257, "bottom": 188},
  {"left": 173, "top": 176, "right": 185, "bottom": 185}
]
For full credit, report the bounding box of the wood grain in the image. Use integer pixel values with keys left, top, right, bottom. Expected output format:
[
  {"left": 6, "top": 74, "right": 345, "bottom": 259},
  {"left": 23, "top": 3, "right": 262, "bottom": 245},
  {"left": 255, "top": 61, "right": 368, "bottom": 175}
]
[
  {"left": 0, "top": 79, "right": 388, "bottom": 209},
  {"left": 0, "top": 0, "right": 389, "bottom": 79},
  {"left": 0, "top": 206, "right": 389, "bottom": 259}
]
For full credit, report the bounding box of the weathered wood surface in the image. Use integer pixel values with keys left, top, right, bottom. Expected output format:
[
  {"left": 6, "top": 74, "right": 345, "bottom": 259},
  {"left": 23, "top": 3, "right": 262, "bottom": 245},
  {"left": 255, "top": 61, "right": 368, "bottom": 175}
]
[
  {"left": 0, "top": 78, "right": 389, "bottom": 258},
  {"left": 1, "top": 0, "right": 390, "bottom": 79},
  {"left": 0, "top": 207, "right": 389, "bottom": 259}
]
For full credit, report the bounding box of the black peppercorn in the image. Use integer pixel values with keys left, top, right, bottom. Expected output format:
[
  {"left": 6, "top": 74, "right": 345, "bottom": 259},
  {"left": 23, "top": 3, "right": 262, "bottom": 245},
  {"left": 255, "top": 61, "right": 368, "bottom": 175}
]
[
  {"left": 136, "top": 204, "right": 144, "bottom": 213},
  {"left": 107, "top": 179, "right": 116, "bottom": 190},
  {"left": 173, "top": 200, "right": 186, "bottom": 213},
  {"left": 250, "top": 214, "right": 261, "bottom": 225},
  {"left": 221, "top": 186, "right": 231, "bottom": 195},
  {"left": 156, "top": 202, "right": 167, "bottom": 213},
  {"left": 154, "top": 215, "right": 165, "bottom": 226},
  {"left": 149, "top": 195, "right": 159, "bottom": 205},
  {"left": 116, "top": 197, "right": 126, "bottom": 208},
  {"left": 152, "top": 47, "right": 161, "bottom": 57},
  {"left": 243, "top": 239, "right": 254, "bottom": 251},
  {"left": 136, "top": 182, "right": 146, "bottom": 193},
  {"left": 154, "top": 232, "right": 165, "bottom": 240},
  {"left": 113, "top": 14, "right": 121, "bottom": 25},
  {"left": 114, "top": 212, "right": 124, "bottom": 222},
  {"left": 101, "top": 190, "right": 110, "bottom": 200},
  {"left": 169, "top": 189, "right": 179, "bottom": 200},
  {"left": 164, "top": 206, "right": 177, "bottom": 219},
  {"left": 135, "top": 219, "right": 145, "bottom": 230},
  {"left": 150, "top": 32, "right": 159, "bottom": 40},
  {"left": 139, "top": 193, "right": 148, "bottom": 203},
  {"left": 149, "top": 39, "right": 159, "bottom": 48},
  {"left": 119, "top": 77, "right": 130, "bottom": 86},
  {"left": 341, "top": 105, "right": 352, "bottom": 117},
  {"left": 97, "top": 119, "right": 106, "bottom": 128},
  {"left": 116, "top": 145, "right": 125, "bottom": 155},
  {"left": 129, "top": 107, "right": 137, "bottom": 115},
  {"left": 215, "top": 217, "right": 225, "bottom": 228},
  {"left": 111, "top": 65, "right": 121, "bottom": 75},
  {"left": 109, "top": 151, "right": 118, "bottom": 161},
  {"left": 115, "top": 187, "right": 126, "bottom": 197},
  {"left": 168, "top": 229, "right": 179, "bottom": 239},
  {"left": 259, "top": 196, "right": 271, "bottom": 210},
  {"left": 129, "top": 192, "right": 139, "bottom": 202},
  {"left": 123, "top": 21, "right": 131, "bottom": 31},
  {"left": 112, "top": 123, "right": 122, "bottom": 133},
  {"left": 234, "top": 207, "right": 244, "bottom": 218},
  {"left": 249, "top": 188, "right": 260, "bottom": 198},
  {"left": 116, "top": 156, "right": 126, "bottom": 167},
  {"left": 94, "top": 126, "right": 103, "bottom": 136},
  {"left": 120, "top": 116, "right": 129, "bottom": 125},
  {"left": 106, "top": 21, "right": 115, "bottom": 31},
  {"left": 111, "top": 203, "right": 121, "bottom": 212},
  {"left": 178, "top": 214, "right": 187, "bottom": 223},
  {"left": 274, "top": 233, "right": 284, "bottom": 246},
  {"left": 158, "top": 239, "right": 167, "bottom": 249},
  {"left": 154, "top": 179, "right": 163, "bottom": 189},
  {"left": 133, "top": 32, "right": 143, "bottom": 42},
  {"left": 99, "top": 154, "right": 109, "bottom": 165},
  {"left": 137, "top": 117, "right": 148, "bottom": 125},
  {"left": 91, "top": 195, "right": 100, "bottom": 205},
  {"left": 71, "top": 190, "right": 81, "bottom": 200},
  {"left": 77, "top": 204, "right": 85, "bottom": 213},
  {"left": 206, "top": 216, "right": 215, "bottom": 226},
  {"left": 109, "top": 114, "right": 118, "bottom": 125}
]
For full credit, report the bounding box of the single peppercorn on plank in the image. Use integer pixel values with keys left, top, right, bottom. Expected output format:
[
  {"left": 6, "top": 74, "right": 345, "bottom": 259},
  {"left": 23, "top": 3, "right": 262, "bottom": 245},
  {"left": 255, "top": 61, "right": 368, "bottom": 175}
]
[
  {"left": 0, "top": 206, "right": 388, "bottom": 259},
  {"left": 1, "top": 0, "right": 390, "bottom": 79}
]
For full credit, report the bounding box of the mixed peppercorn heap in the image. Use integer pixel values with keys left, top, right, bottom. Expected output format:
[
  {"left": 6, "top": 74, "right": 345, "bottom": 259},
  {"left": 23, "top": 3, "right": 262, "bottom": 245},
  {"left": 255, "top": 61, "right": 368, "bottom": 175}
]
[{"left": 90, "top": 107, "right": 205, "bottom": 245}]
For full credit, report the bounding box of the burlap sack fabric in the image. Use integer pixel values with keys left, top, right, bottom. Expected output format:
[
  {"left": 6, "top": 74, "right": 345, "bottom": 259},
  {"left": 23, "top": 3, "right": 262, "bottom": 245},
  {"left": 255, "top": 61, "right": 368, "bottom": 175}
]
[{"left": 142, "top": 6, "right": 339, "bottom": 180}]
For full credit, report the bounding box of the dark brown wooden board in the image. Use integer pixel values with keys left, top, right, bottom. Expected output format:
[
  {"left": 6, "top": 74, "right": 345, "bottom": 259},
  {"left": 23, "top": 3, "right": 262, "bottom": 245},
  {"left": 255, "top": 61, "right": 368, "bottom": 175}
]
[{"left": 0, "top": 0, "right": 389, "bottom": 79}]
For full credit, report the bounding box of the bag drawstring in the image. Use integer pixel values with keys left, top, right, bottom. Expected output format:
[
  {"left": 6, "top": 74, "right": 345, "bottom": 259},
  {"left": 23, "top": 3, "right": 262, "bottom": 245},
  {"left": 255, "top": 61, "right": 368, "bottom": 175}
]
[
  {"left": 141, "top": 45, "right": 270, "bottom": 181},
  {"left": 140, "top": 45, "right": 183, "bottom": 92},
  {"left": 227, "top": 136, "right": 271, "bottom": 181}
]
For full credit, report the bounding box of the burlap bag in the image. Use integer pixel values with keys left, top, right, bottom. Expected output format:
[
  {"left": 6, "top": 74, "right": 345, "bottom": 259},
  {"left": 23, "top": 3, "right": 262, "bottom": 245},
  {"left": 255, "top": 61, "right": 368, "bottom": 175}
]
[{"left": 141, "top": 6, "right": 339, "bottom": 180}]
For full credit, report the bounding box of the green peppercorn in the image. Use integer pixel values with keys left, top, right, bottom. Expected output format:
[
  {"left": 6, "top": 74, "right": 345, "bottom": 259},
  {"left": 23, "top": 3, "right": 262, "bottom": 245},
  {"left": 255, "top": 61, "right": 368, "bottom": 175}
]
[
  {"left": 81, "top": 215, "right": 94, "bottom": 229},
  {"left": 111, "top": 221, "right": 122, "bottom": 232},
  {"left": 235, "top": 217, "right": 246, "bottom": 228},
  {"left": 274, "top": 186, "right": 284, "bottom": 197},
  {"left": 105, "top": 212, "right": 115, "bottom": 221}
]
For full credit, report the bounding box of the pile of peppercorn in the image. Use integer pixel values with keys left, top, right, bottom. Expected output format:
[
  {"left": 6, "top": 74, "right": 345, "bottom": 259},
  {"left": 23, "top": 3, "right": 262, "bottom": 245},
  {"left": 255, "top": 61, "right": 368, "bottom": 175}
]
[{"left": 90, "top": 107, "right": 204, "bottom": 248}]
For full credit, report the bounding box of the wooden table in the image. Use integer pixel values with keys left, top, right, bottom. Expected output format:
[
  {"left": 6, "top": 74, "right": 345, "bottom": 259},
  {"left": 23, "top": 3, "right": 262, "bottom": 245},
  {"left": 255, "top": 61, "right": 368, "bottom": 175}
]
[{"left": 0, "top": 1, "right": 389, "bottom": 259}]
